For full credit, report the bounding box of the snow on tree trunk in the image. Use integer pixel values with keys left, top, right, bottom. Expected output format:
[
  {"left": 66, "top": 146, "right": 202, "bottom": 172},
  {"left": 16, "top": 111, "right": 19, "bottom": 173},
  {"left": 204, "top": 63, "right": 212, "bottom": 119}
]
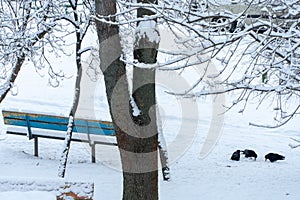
[
  {"left": 157, "top": 107, "right": 170, "bottom": 181},
  {"left": 57, "top": 0, "right": 85, "bottom": 178},
  {"left": 128, "top": 66, "right": 158, "bottom": 200},
  {"left": 57, "top": 63, "right": 82, "bottom": 178},
  {"left": 95, "top": 0, "right": 161, "bottom": 199},
  {"left": 133, "top": 19, "right": 159, "bottom": 63},
  {"left": 58, "top": 115, "right": 75, "bottom": 178},
  {"left": 127, "top": 0, "right": 160, "bottom": 198}
]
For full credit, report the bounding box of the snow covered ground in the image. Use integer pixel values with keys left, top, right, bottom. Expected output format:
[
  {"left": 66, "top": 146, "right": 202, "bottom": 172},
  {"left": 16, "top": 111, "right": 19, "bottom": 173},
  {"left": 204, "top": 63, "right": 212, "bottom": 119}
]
[
  {"left": 0, "top": 27, "right": 300, "bottom": 199},
  {"left": 0, "top": 60, "right": 300, "bottom": 200}
]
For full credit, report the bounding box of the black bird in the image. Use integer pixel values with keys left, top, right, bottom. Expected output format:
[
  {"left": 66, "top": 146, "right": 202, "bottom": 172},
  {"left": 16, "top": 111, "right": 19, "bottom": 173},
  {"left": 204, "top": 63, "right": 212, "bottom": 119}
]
[
  {"left": 241, "top": 149, "right": 258, "bottom": 160},
  {"left": 231, "top": 150, "right": 240, "bottom": 161},
  {"left": 265, "top": 153, "right": 285, "bottom": 162}
]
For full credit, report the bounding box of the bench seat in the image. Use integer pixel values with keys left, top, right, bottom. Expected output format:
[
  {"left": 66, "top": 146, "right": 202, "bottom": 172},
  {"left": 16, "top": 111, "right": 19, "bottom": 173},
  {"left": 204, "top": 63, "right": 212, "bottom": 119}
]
[{"left": 2, "top": 110, "right": 117, "bottom": 163}]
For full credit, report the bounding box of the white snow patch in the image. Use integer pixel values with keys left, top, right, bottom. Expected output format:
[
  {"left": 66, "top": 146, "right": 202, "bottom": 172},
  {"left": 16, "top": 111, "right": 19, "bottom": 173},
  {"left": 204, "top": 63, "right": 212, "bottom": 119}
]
[
  {"left": 135, "top": 20, "right": 160, "bottom": 44},
  {"left": 130, "top": 96, "right": 141, "bottom": 116},
  {"left": 0, "top": 191, "right": 56, "bottom": 200}
]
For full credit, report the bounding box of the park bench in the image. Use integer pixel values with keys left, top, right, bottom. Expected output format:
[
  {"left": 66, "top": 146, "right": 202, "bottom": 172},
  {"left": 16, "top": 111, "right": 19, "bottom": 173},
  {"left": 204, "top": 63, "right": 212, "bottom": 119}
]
[{"left": 2, "top": 110, "right": 117, "bottom": 163}]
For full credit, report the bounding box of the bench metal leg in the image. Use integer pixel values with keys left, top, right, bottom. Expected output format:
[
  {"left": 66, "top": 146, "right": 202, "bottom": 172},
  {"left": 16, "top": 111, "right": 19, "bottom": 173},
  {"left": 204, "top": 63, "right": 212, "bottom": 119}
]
[
  {"left": 91, "top": 144, "right": 96, "bottom": 163},
  {"left": 34, "top": 137, "right": 38, "bottom": 157}
]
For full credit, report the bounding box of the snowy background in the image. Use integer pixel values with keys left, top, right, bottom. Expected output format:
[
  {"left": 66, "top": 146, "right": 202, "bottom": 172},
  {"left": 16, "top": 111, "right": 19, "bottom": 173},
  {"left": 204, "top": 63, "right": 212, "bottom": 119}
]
[
  {"left": 1, "top": 61, "right": 300, "bottom": 199},
  {"left": 0, "top": 28, "right": 300, "bottom": 199}
]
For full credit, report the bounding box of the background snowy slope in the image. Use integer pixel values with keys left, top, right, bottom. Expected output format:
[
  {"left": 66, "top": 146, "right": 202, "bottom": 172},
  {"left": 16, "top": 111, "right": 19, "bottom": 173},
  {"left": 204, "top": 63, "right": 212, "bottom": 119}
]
[
  {"left": 0, "top": 27, "right": 300, "bottom": 199},
  {"left": 1, "top": 61, "right": 300, "bottom": 200}
]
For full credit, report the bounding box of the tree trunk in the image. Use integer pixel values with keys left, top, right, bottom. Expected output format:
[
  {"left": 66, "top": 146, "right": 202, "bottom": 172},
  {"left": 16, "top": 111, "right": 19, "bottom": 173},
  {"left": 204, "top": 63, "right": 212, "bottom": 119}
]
[
  {"left": 130, "top": 68, "right": 158, "bottom": 200},
  {"left": 135, "top": 0, "right": 170, "bottom": 181},
  {"left": 58, "top": 0, "right": 84, "bottom": 178},
  {"left": 129, "top": 0, "right": 160, "bottom": 198},
  {"left": 95, "top": 0, "right": 159, "bottom": 199}
]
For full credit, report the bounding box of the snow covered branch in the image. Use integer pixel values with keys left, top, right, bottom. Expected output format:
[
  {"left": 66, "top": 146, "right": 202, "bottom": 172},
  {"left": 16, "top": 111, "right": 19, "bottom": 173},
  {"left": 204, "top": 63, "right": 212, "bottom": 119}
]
[
  {"left": 289, "top": 138, "right": 300, "bottom": 149},
  {"left": 151, "top": 0, "right": 300, "bottom": 127}
]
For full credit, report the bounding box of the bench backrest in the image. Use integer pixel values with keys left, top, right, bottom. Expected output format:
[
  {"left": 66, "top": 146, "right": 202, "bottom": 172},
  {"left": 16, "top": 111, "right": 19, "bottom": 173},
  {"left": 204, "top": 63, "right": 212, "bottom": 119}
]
[{"left": 2, "top": 110, "right": 115, "bottom": 136}]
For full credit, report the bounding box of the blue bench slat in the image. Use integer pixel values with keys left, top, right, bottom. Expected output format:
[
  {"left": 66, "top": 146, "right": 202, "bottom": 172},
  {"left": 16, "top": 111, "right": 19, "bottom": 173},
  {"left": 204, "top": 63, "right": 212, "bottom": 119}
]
[
  {"left": 74, "top": 127, "right": 115, "bottom": 136},
  {"left": 3, "top": 111, "right": 69, "bottom": 124},
  {"left": 74, "top": 119, "right": 114, "bottom": 129},
  {"left": 2, "top": 111, "right": 114, "bottom": 129},
  {"left": 4, "top": 118, "right": 69, "bottom": 132},
  {"left": 4, "top": 118, "right": 115, "bottom": 136},
  {"left": 4, "top": 119, "right": 28, "bottom": 127},
  {"left": 3, "top": 111, "right": 115, "bottom": 136}
]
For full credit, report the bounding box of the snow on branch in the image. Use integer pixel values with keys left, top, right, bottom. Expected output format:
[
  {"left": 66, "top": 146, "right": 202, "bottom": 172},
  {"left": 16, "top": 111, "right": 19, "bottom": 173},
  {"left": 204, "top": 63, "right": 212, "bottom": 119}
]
[
  {"left": 289, "top": 138, "right": 300, "bottom": 149},
  {"left": 78, "top": 46, "right": 97, "bottom": 55}
]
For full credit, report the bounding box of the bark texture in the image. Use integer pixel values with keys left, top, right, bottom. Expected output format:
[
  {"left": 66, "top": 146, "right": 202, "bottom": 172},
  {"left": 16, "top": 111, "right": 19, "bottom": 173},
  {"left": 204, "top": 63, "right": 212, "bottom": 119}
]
[{"left": 95, "top": 0, "right": 159, "bottom": 199}]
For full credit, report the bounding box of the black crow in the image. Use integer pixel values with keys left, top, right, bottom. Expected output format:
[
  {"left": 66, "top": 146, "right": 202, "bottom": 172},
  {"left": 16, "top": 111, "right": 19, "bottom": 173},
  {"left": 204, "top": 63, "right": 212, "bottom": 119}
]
[
  {"left": 241, "top": 149, "right": 258, "bottom": 160},
  {"left": 265, "top": 153, "right": 285, "bottom": 162},
  {"left": 231, "top": 150, "right": 240, "bottom": 161}
]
